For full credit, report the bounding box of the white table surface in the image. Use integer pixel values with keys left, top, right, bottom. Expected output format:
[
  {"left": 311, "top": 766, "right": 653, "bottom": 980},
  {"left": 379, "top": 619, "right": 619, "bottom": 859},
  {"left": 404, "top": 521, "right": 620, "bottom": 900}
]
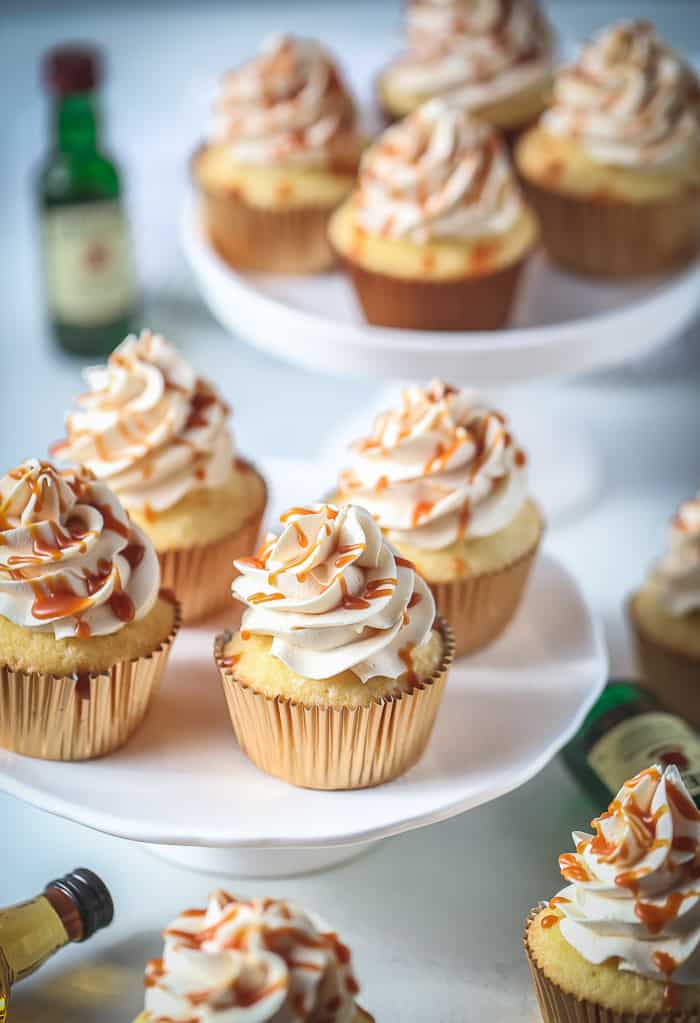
[{"left": 1, "top": 2, "right": 700, "bottom": 1020}]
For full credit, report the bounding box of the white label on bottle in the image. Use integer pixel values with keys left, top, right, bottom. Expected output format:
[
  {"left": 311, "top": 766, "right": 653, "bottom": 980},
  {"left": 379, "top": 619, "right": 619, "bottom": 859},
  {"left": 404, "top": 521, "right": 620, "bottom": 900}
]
[
  {"left": 43, "top": 201, "right": 136, "bottom": 326},
  {"left": 588, "top": 712, "right": 700, "bottom": 797}
]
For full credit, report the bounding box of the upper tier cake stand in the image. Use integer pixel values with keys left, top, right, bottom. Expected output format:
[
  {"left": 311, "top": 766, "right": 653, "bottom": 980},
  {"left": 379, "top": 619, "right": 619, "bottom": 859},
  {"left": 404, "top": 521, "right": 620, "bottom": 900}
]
[{"left": 0, "top": 457, "right": 606, "bottom": 878}]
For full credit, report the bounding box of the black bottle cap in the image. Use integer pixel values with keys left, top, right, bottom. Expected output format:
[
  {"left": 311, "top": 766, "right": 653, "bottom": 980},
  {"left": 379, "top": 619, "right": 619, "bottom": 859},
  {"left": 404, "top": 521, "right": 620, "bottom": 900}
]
[
  {"left": 47, "top": 868, "right": 114, "bottom": 941},
  {"left": 42, "top": 45, "right": 102, "bottom": 96}
]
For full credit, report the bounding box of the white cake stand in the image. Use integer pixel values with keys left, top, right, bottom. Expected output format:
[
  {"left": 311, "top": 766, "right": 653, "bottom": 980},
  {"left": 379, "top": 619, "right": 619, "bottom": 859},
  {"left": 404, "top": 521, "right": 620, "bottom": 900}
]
[{"left": 0, "top": 457, "right": 606, "bottom": 878}]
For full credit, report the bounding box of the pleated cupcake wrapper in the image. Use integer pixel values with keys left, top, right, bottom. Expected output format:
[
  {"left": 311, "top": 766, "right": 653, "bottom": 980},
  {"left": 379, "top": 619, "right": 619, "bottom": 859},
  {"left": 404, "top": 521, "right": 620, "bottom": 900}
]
[
  {"left": 524, "top": 907, "right": 698, "bottom": 1023},
  {"left": 627, "top": 595, "right": 700, "bottom": 730},
  {"left": 339, "top": 254, "right": 528, "bottom": 331},
  {"left": 522, "top": 180, "right": 700, "bottom": 277},
  {"left": 429, "top": 537, "right": 540, "bottom": 658},
  {"left": 0, "top": 599, "right": 181, "bottom": 762},
  {"left": 214, "top": 617, "right": 454, "bottom": 790}
]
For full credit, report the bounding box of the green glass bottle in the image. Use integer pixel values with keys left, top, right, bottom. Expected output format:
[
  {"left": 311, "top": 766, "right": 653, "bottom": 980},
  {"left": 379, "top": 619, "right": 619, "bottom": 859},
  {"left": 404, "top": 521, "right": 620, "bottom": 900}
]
[
  {"left": 38, "top": 45, "right": 138, "bottom": 356},
  {"left": 561, "top": 679, "right": 700, "bottom": 805}
]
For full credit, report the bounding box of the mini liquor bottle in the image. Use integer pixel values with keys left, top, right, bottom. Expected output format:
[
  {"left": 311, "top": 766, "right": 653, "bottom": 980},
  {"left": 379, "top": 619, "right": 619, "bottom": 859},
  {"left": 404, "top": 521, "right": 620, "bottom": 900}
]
[{"left": 38, "top": 45, "right": 138, "bottom": 356}]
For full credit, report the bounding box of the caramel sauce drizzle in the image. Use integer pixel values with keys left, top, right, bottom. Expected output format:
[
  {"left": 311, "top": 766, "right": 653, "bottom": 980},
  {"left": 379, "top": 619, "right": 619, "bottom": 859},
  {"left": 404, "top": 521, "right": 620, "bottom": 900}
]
[
  {"left": 249, "top": 592, "right": 285, "bottom": 605},
  {"left": 399, "top": 643, "right": 417, "bottom": 684}
]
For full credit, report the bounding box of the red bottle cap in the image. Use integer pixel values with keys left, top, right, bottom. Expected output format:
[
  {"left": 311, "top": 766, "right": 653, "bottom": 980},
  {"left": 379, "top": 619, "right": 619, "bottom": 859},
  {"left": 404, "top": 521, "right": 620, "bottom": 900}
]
[{"left": 42, "top": 45, "right": 102, "bottom": 96}]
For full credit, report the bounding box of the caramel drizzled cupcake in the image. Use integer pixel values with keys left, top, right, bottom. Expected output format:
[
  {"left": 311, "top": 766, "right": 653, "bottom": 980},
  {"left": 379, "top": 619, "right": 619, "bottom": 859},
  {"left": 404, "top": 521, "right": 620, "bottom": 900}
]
[
  {"left": 215, "top": 502, "right": 453, "bottom": 789},
  {"left": 134, "top": 889, "right": 374, "bottom": 1023},
  {"left": 516, "top": 20, "right": 700, "bottom": 276},
  {"left": 52, "top": 329, "right": 267, "bottom": 623},
  {"left": 0, "top": 459, "right": 179, "bottom": 760},
  {"left": 377, "top": 0, "right": 555, "bottom": 137},
  {"left": 193, "top": 34, "right": 364, "bottom": 273},
  {"left": 525, "top": 764, "right": 700, "bottom": 1019},
  {"left": 328, "top": 98, "right": 538, "bottom": 330},
  {"left": 335, "top": 381, "right": 542, "bottom": 657}
]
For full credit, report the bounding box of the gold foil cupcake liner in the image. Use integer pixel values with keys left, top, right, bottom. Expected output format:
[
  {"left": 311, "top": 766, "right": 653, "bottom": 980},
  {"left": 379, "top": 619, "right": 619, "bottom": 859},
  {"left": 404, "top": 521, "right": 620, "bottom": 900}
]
[
  {"left": 522, "top": 180, "right": 700, "bottom": 277},
  {"left": 214, "top": 617, "right": 455, "bottom": 790},
  {"left": 0, "top": 598, "right": 181, "bottom": 762}
]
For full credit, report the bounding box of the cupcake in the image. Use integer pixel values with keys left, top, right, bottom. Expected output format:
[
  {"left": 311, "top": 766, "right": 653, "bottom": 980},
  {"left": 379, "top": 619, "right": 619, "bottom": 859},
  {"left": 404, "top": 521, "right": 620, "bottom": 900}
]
[
  {"left": 516, "top": 20, "right": 700, "bottom": 277},
  {"left": 192, "top": 34, "right": 364, "bottom": 273},
  {"left": 335, "top": 382, "right": 541, "bottom": 658},
  {"left": 135, "top": 889, "right": 374, "bottom": 1023},
  {"left": 628, "top": 494, "right": 700, "bottom": 728},
  {"left": 52, "top": 329, "right": 267, "bottom": 624},
  {"left": 328, "top": 98, "right": 539, "bottom": 331},
  {"left": 525, "top": 763, "right": 700, "bottom": 1018},
  {"left": 215, "top": 502, "right": 453, "bottom": 790},
  {"left": 0, "top": 459, "right": 179, "bottom": 761},
  {"left": 377, "top": 0, "right": 554, "bottom": 137}
]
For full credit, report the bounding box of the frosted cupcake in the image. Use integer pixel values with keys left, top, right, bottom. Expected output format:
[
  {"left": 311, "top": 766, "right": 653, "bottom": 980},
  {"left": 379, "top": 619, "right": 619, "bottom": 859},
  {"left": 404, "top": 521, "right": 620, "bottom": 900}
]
[
  {"left": 52, "top": 329, "right": 267, "bottom": 623},
  {"left": 516, "top": 21, "right": 700, "bottom": 276},
  {"left": 134, "top": 889, "right": 374, "bottom": 1023},
  {"left": 377, "top": 0, "right": 554, "bottom": 136},
  {"left": 629, "top": 494, "right": 700, "bottom": 728},
  {"left": 193, "top": 34, "right": 364, "bottom": 273},
  {"left": 328, "top": 98, "right": 539, "bottom": 330},
  {"left": 335, "top": 381, "right": 542, "bottom": 657},
  {"left": 525, "top": 763, "right": 700, "bottom": 1018},
  {"left": 215, "top": 502, "right": 453, "bottom": 789},
  {"left": 0, "top": 459, "right": 179, "bottom": 761}
]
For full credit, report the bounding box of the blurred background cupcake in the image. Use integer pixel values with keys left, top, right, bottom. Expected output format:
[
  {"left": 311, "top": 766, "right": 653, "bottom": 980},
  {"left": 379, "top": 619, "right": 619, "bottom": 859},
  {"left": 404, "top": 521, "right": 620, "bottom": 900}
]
[
  {"left": 376, "top": 0, "right": 555, "bottom": 139},
  {"left": 52, "top": 329, "right": 267, "bottom": 623},
  {"left": 516, "top": 20, "right": 700, "bottom": 276},
  {"left": 192, "top": 33, "right": 364, "bottom": 273},
  {"left": 335, "top": 381, "right": 542, "bottom": 657},
  {"left": 328, "top": 98, "right": 539, "bottom": 330}
]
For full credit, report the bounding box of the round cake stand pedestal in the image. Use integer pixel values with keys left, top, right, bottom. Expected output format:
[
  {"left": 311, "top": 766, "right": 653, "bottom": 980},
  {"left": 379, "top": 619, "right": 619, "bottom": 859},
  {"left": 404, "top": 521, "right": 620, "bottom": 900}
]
[{"left": 144, "top": 841, "right": 376, "bottom": 878}]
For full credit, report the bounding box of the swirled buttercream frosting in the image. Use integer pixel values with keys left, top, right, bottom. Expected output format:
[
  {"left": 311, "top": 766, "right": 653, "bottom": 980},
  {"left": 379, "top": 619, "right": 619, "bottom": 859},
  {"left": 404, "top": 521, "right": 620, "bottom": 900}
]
[
  {"left": 212, "top": 34, "right": 360, "bottom": 169},
  {"left": 356, "top": 98, "right": 526, "bottom": 243},
  {"left": 338, "top": 381, "right": 528, "bottom": 550},
  {"left": 651, "top": 494, "right": 700, "bottom": 618},
  {"left": 0, "top": 459, "right": 159, "bottom": 639},
  {"left": 542, "top": 21, "right": 700, "bottom": 168},
  {"left": 53, "top": 330, "right": 233, "bottom": 514},
  {"left": 548, "top": 764, "right": 700, "bottom": 987},
  {"left": 144, "top": 890, "right": 361, "bottom": 1023},
  {"left": 232, "top": 503, "right": 435, "bottom": 682}
]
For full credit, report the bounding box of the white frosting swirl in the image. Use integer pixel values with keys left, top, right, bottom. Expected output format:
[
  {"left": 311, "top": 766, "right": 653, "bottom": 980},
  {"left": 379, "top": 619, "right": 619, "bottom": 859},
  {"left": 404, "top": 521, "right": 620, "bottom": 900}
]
[
  {"left": 144, "top": 890, "right": 360, "bottom": 1023},
  {"left": 356, "top": 99, "right": 525, "bottom": 243},
  {"left": 212, "top": 34, "right": 359, "bottom": 169},
  {"left": 542, "top": 21, "right": 700, "bottom": 168},
  {"left": 0, "top": 459, "right": 159, "bottom": 640},
  {"left": 338, "top": 381, "right": 528, "bottom": 550},
  {"left": 652, "top": 495, "right": 700, "bottom": 618},
  {"left": 53, "top": 330, "right": 233, "bottom": 514},
  {"left": 387, "top": 0, "right": 553, "bottom": 109},
  {"left": 232, "top": 503, "right": 435, "bottom": 683},
  {"left": 551, "top": 764, "right": 700, "bottom": 986}
]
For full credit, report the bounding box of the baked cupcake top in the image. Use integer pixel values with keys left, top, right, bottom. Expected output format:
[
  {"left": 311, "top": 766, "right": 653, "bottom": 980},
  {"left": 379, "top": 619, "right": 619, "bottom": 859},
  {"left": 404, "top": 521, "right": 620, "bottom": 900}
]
[
  {"left": 354, "top": 98, "right": 527, "bottom": 244},
  {"left": 52, "top": 330, "right": 234, "bottom": 514},
  {"left": 542, "top": 20, "right": 700, "bottom": 169},
  {"left": 384, "top": 0, "right": 553, "bottom": 109},
  {"left": 211, "top": 34, "right": 360, "bottom": 170},
  {"left": 233, "top": 502, "right": 435, "bottom": 682},
  {"left": 0, "top": 459, "right": 159, "bottom": 640},
  {"left": 337, "top": 381, "right": 528, "bottom": 550},
  {"left": 648, "top": 494, "right": 700, "bottom": 617},
  {"left": 143, "top": 889, "right": 362, "bottom": 1023},
  {"left": 545, "top": 764, "right": 700, "bottom": 988}
]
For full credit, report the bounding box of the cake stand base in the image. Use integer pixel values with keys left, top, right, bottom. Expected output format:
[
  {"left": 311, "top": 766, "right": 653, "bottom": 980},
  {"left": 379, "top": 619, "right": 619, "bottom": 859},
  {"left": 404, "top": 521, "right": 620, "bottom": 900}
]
[{"left": 144, "top": 841, "right": 377, "bottom": 878}]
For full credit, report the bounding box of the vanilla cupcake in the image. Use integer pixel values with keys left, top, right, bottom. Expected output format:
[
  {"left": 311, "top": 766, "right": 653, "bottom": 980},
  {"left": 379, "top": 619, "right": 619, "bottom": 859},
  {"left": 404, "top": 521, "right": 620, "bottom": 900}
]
[
  {"left": 52, "top": 329, "right": 267, "bottom": 623},
  {"left": 0, "top": 459, "right": 179, "bottom": 761},
  {"left": 525, "top": 764, "right": 700, "bottom": 1019},
  {"left": 215, "top": 502, "right": 453, "bottom": 790},
  {"left": 629, "top": 494, "right": 700, "bottom": 728},
  {"left": 335, "top": 382, "right": 542, "bottom": 657},
  {"left": 135, "top": 889, "right": 374, "bottom": 1023},
  {"left": 328, "top": 98, "right": 539, "bottom": 330},
  {"left": 193, "top": 34, "right": 364, "bottom": 273},
  {"left": 516, "top": 21, "right": 700, "bottom": 276},
  {"left": 377, "top": 0, "right": 555, "bottom": 137}
]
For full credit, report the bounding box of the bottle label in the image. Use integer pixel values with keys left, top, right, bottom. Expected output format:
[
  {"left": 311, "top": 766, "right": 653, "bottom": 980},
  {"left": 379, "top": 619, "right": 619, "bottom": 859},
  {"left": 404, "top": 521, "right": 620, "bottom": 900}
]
[
  {"left": 588, "top": 712, "right": 700, "bottom": 798},
  {"left": 43, "top": 200, "right": 136, "bottom": 326}
]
